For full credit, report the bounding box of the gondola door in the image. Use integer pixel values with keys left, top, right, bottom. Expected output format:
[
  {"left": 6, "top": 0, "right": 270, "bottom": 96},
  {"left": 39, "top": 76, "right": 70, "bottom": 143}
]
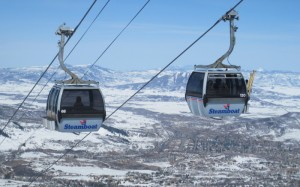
[
  {"left": 56, "top": 87, "right": 106, "bottom": 132},
  {"left": 202, "top": 72, "right": 248, "bottom": 117},
  {"left": 185, "top": 71, "right": 249, "bottom": 117}
]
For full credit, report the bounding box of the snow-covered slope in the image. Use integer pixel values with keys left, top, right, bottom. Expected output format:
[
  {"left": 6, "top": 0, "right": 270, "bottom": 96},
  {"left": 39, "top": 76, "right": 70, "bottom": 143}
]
[{"left": 0, "top": 65, "right": 299, "bottom": 186}]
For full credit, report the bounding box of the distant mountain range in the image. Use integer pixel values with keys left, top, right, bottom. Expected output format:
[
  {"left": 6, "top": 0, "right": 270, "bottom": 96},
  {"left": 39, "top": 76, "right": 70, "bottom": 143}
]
[{"left": 1, "top": 64, "right": 300, "bottom": 88}]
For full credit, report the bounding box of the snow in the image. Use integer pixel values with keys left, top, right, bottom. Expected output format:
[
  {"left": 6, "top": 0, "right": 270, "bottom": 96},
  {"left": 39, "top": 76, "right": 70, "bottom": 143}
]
[
  {"left": 0, "top": 179, "right": 31, "bottom": 187},
  {"left": 214, "top": 155, "right": 268, "bottom": 172},
  {"left": 215, "top": 163, "right": 241, "bottom": 171},
  {"left": 275, "top": 129, "right": 300, "bottom": 141},
  {"left": 233, "top": 155, "right": 261, "bottom": 163},
  {"left": 107, "top": 110, "right": 159, "bottom": 129},
  {"left": 259, "top": 84, "right": 300, "bottom": 94},
  {"left": 242, "top": 104, "right": 287, "bottom": 119},
  {"left": 54, "top": 175, "right": 91, "bottom": 181},
  {"left": 52, "top": 165, "right": 154, "bottom": 177},
  {"left": 143, "top": 161, "right": 171, "bottom": 168},
  {"left": 129, "top": 101, "right": 189, "bottom": 115},
  {"left": 20, "top": 151, "right": 48, "bottom": 159},
  {"left": 1, "top": 68, "right": 300, "bottom": 153},
  {"left": 1, "top": 67, "right": 300, "bottom": 184}
]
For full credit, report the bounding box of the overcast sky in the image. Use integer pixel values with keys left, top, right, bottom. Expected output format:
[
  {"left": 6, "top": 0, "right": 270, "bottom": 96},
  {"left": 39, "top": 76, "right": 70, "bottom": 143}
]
[{"left": 0, "top": 0, "right": 299, "bottom": 72}]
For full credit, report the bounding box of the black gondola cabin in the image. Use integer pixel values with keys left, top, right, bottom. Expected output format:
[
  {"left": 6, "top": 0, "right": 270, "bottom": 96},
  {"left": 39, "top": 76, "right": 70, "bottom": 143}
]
[
  {"left": 185, "top": 69, "right": 249, "bottom": 117},
  {"left": 44, "top": 84, "right": 106, "bottom": 132}
]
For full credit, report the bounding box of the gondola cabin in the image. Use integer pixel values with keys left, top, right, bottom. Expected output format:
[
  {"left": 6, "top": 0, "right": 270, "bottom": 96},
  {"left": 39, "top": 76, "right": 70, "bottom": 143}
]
[
  {"left": 43, "top": 84, "right": 106, "bottom": 132},
  {"left": 185, "top": 69, "right": 249, "bottom": 117}
]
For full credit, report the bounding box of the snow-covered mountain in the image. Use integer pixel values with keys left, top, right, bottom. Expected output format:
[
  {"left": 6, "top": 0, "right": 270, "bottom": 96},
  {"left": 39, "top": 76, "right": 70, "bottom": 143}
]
[
  {"left": 2, "top": 64, "right": 300, "bottom": 88},
  {"left": 0, "top": 65, "right": 300, "bottom": 186}
]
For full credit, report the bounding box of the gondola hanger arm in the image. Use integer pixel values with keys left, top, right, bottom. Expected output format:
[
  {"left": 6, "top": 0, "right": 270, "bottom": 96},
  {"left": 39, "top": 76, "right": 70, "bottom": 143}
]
[
  {"left": 56, "top": 23, "right": 78, "bottom": 80},
  {"left": 195, "top": 10, "right": 240, "bottom": 70},
  {"left": 56, "top": 23, "right": 97, "bottom": 85}
]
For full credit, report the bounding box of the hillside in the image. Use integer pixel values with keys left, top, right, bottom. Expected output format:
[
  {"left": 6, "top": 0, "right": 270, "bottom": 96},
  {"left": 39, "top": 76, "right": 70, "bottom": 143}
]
[{"left": 0, "top": 65, "right": 300, "bottom": 186}]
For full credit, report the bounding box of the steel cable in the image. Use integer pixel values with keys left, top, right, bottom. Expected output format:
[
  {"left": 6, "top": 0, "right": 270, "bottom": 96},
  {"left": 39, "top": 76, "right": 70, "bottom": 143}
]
[
  {"left": 27, "top": 0, "right": 244, "bottom": 185},
  {"left": 81, "top": 0, "right": 151, "bottom": 78}
]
